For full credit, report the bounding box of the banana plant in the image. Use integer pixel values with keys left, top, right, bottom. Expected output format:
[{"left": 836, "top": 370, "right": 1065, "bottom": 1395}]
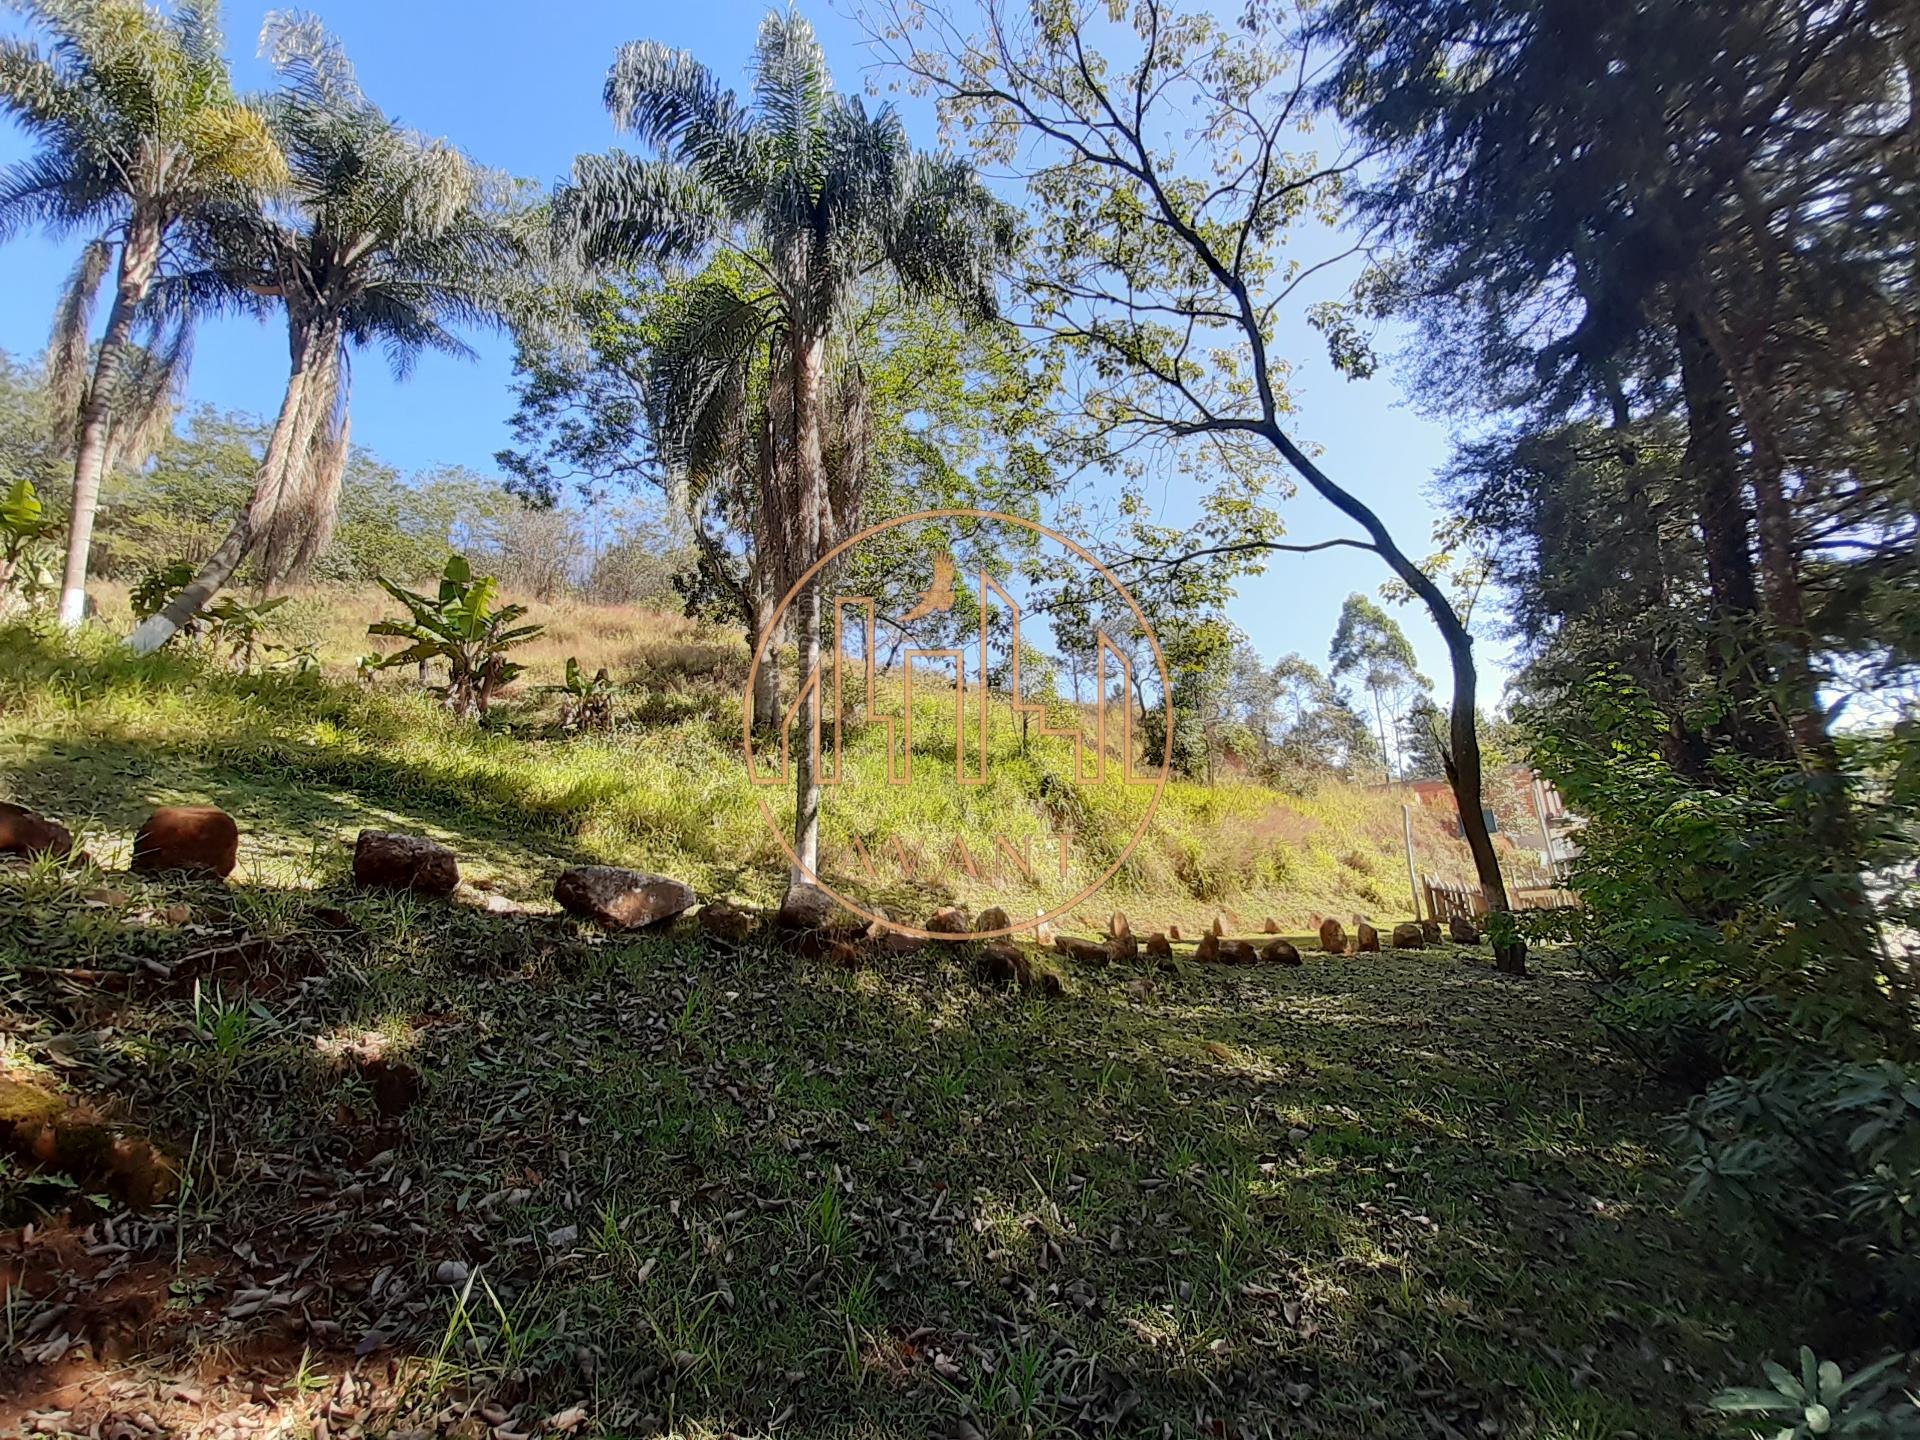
[
  {"left": 0, "top": 478, "right": 57, "bottom": 607},
  {"left": 365, "top": 556, "right": 543, "bottom": 719}
]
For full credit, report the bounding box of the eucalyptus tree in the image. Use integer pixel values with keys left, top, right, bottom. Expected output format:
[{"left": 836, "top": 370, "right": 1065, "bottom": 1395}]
[
  {"left": 553, "top": 9, "right": 1016, "bottom": 893},
  {"left": 127, "top": 13, "right": 532, "bottom": 654},
  {"left": 1330, "top": 592, "right": 1427, "bottom": 781},
  {"left": 0, "top": 0, "right": 284, "bottom": 626},
  {"left": 860, "top": 0, "right": 1528, "bottom": 969}
]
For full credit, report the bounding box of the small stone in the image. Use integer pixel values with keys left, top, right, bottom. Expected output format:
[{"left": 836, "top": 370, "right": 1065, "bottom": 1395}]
[
  {"left": 698, "top": 902, "right": 759, "bottom": 943},
  {"left": 1145, "top": 932, "right": 1171, "bottom": 959},
  {"left": 1126, "top": 978, "right": 1155, "bottom": 1000},
  {"left": 1449, "top": 914, "right": 1482, "bottom": 945},
  {"left": 1287, "top": 1127, "right": 1310, "bottom": 1145},
  {"left": 1109, "top": 910, "right": 1132, "bottom": 939},
  {"left": 1209, "top": 915, "right": 1225, "bottom": 937},
  {"left": 1262, "top": 917, "right": 1279, "bottom": 934},
  {"left": 1318, "top": 917, "right": 1346, "bottom": 954},
  {"left": 1392, "top": 921, "right": 1426, "bottom": 949},
  {"left": 926, "top": 905, "right": 971, "bottom": 938},
  {"left": 1261, "top": 938, "right": 1301, "bottom": 966},
  {"left": 1167, "top": 924, "right": 1182, "bottom": 941},
  {"left": 131, "top": 806, "right": 237, "bottom": 877},
  {"left": 1356, "top": 921, "right": 1380, "bottom": 953},
  {"left": 353, "top": 830, "right": 459, "bottom": 896},
  {"left": 827, "top": 940, "right": 862, "bottom": 969},
  {"left": 434, "top": 1260, "right": 470, "bottom": 1286},
  {"left": 0, "top": 802, "right": 73, "bottom": 860},
  {"left": 884, "top": 930, "right": 927, "bottom": 956},
  {"left": 555, "top": 866, "right": 695, "bottom": 929},
  {"left": 974, "top": 906, "right": 1012, "bottom": 933},
  {"left": 1219, "top": 939, "right": 1258, "bottom": 965}
]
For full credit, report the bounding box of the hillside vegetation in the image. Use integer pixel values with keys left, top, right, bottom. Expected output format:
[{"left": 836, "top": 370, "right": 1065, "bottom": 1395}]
[{"left": 11, "top": 591, "right": 1513, "bottom": 937}]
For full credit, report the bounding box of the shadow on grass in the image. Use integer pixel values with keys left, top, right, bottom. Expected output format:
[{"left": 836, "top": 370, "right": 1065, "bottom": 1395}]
[{"left": 0, "top": 853, "right": 1798, "bottom": 1440}]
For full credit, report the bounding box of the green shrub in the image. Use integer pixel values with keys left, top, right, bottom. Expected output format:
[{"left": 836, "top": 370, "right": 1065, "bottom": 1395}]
[{"left": 364, "top": 556, "right": 543, "bottom": 720}]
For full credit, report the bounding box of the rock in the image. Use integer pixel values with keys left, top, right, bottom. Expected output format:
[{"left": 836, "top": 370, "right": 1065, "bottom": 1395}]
[
  {"left": 435, "top": 1260, "right": 471, "bottom": 1286},
  {"left": 1262, "top": 917, "right": 1279, "bottom": 934},
  {"left": 980, "top": 941, "right": 1025, "bottom": 986},
  {"left": 554, "top": 866, "right": 695, "bottom": 929},
  {"left": 698, "top": 902, "right": 759, "bottom": 943},
  {"left": 883, "top": 930, "right": 927, "bottom": 956},
  {"left": 1167, "top": 924, "right": 1182, "bottom": 941},
  {"left": 1194, "top": 932, "right": 1220, "bottom": 963},
  {"left": 131, "top": 805, "right": 237, "bottom": 877},
  {"left": 1391, "top": 921, "right": 1426, "bottom": 949},
  {"left": 1209, "top": 915, "right": 1225, "bottom": 937},
  {"left": 1219, "top": 939, "right": 1258, "bottom": 965},
  {"left": 1421, "top": 919, "right": 1442, "bottom": 945},
  {"left": 1261, "top": 938, "right": 1301, "bottom": 966},
  {"left": 926, "top": 905, "right": 971, "bottom": 939},
  {"left": 777, "top": 883, "right": 840, "bottom": 931},
  {"left": 1107, "top": 914, "right": 1138, "bottom": 962},
  {"left": 0, "top": 802, "right": 73, "bottom": 860},
  {"left": 0, "top": 1077, "right": 179, "bottom": 1208},
  {"left": 1109, "top": 910, "right": 1132, "bottom": 939},
  {"left": 319, "top": 1032, "right": 423, "bottom": 1117},
  {"left": 1126, "top": 978, "right": 1155, "bottom": 1000},
  {"left": 1318, "top": 917, "right": 1345, "bottom": 954},
  {"left": 1034, "top": 921, "right": 1057, "bottom": 945},
  {"left": 1054, "top": 935, "right": 1108, "bottom": 966},
  {"left": 827, "top": 941, "right": 862, "bottom": 970},
  {"left": 975, "top": 905, "right": 1012, "bottom": 933},
  {"left": 1026, "top": 966, "right": 1064, "bottom": 997},
  {"left": 353, "top": 830, "right": 459, "bottom": 896},
  {"left": 1356, "top": 921, "right": 1380, "bottom": 953},
  {"left": 477, "top": 892, "right": 526, "bottom": 916},
  {"left": 1145, "top": 932, "right": 1172, "bottom": 960},
  {"left": 1449, "top": 914, "right": 1482, "bottom": 945}
]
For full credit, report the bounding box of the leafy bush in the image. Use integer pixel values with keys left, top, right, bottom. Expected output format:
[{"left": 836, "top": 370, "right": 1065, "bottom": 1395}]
[
  {"left": 1529, "top": 670, "right": 1920, "bottom": 1301},
  {"left": 1710, "top": 1347, "right": 1919, "bottom": 1437},
  {"left": 552, "top": 657, "right": 616, "bottom": 732},
  {"left": 0, "top": 477, "right": 57, "bottom": 607},
  {"left": 364, "top": 555, "right": 543, "bottom": 719}
]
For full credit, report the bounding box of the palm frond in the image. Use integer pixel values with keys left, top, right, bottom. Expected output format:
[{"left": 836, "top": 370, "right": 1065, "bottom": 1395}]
[
  {"left": 551, "top": 150, "right": 725, "bottom": 267},
  {"left": 751, "top": 9, "right": 833, "bottom": 196},
  {"left": 46, "top": 235, "right": 111, "bottom": 431}
]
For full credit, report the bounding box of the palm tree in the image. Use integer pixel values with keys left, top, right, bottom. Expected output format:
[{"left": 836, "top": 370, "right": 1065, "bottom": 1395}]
[
  {"left": 0, "top": 0, "right": 283, "bottom": 626},
  {"left": 555, "top": 8, "right": 1014, "bottom": 895},
  {"left": 126, "top": 12, "right": 531, "bottom": 654}
]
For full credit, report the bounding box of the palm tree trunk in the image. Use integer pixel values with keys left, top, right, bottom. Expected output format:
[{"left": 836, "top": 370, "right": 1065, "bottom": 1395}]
[
  {"left": 57, "top": 217, "right": 162, "bottom": 627},
  {"left": 789, "top": 329, "right": 828, "bottom": 887},
  {"left": 750, "top": 580, "right": 780, "bottom": 732},
  {"left": 126, "top": 330, "right": 316, "bottom": 655}
]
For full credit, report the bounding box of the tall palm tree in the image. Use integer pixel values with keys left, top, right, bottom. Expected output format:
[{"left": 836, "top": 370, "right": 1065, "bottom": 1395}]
[
  {"left": 555, "top": 8, "right": 1014, "bottom": 895},
  {"left": 126, "top": 12, "right": 532, "bottom": 655},
  {"left": 0, "top": 0, "right": 283, "bottom": 626}
]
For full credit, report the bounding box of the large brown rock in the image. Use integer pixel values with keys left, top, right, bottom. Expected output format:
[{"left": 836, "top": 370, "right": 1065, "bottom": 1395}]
[
  {"left": 1194, "top": 932, "right": 1220, "bottom": 964},
  {"left": 777, "top": 883, "right": 840, "bottom": 931},
  {"left": 1145, "top": 932, "right": 1172, "bottom": 960},
  {"left": 353, "top": 830, "right": 459, "bottom": 896},
  {"left": 1421, "top": 919, "right": 1442, "bottom": 945},
  {"left": 1261, "top": 938, "right": 1302, "bottom": 966},
  {"left": 555, "top": 866, "right": 695, "bottom": 929},
  {"left": 1356, "top": 921, "right": 1380, "bottom": 953},
  {"left": 1449, "top": 914, "right": 1482, "bottom": 945},
  {"left": 974, "top": 905, "right": 1013, "bottom": 933},
  {"left": 1219, "top": 939, "right": 1259, "bottom": 965},
  {"left": 132, "top": 806, "right": 237, "bottom": 877},
  {"left": 0, "top": 802, "right": 73, "bottom": 859},
  {"left": 1318, "top": 917, "right": 1346, "bottom": 954},
  {"left": 1054, "top": 935, "right": 1109, "bottom": 966},
  {"left": 1391, "top": 921, "right": 1426, "bottom": 950},
  {"left": 927, "top": 905, "right": 971, "bottom": 939},
  {"left": 1107, "top": 912, "right": 1138, "bottom": 963}
]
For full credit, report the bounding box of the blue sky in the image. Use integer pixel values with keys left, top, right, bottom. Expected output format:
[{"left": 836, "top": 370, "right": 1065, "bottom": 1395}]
[{"left": 0, "top": 0, "right": 1511, "bottom": 693}]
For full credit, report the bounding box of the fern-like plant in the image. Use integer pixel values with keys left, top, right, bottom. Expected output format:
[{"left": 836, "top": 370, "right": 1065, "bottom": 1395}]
[{"left": 365, "top": 556, "right": 542, "bottom": 719}]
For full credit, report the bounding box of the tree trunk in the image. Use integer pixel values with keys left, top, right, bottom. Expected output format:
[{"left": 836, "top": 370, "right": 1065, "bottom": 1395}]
[
  {"left": 127, "top": 327, "right": 316, "bottom": 656},
  {"left": 788, "top": 329, "right": 828, "bottom": 888},
  {"left": 58, "top": 217, "right": 162, "bottom": 627},
  {"left": 1261, "top": 423, "right": 1524, "bottom": 974},
  {"left": 1370, "top": 687, "right": 1392, "bottom": 782},
  {"left": 749, "top": 577, "right": 780, "bottom": 733}
]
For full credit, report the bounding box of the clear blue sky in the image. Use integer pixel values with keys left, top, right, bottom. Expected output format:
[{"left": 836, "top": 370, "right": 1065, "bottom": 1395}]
[{"left": 0, "top": 0, "right": 1512, "bottom": 693}]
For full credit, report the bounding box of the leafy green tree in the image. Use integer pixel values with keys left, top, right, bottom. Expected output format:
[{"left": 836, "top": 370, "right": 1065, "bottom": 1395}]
[
  {"left": 0, "top": 0, "right": 283, "bottom": 626},
  {"left": 126, "top": 13, "right": 530, "bottom": 653},
  {"left": 1329, "top": 592, "right": 1427, "bottom": 781},
  {"left": 863, "top": 0, "right": 1528, "bottom": 970},
  {"left": 364, "top": 556, "right": 543, "bottom": 720},
  {"left": 553, "top": 10, "right": 1015, "bottom": 891}
]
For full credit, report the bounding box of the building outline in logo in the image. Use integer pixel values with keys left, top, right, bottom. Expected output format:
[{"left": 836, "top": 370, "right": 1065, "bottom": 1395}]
[{"left": 744, "top": 508, "right": 1172, "bottom": 940}]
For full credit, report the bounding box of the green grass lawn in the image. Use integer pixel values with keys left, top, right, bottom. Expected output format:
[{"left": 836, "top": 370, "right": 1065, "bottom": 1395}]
[{"left": 0, "top": 627, "right": 1796, "bottom": 1438}]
